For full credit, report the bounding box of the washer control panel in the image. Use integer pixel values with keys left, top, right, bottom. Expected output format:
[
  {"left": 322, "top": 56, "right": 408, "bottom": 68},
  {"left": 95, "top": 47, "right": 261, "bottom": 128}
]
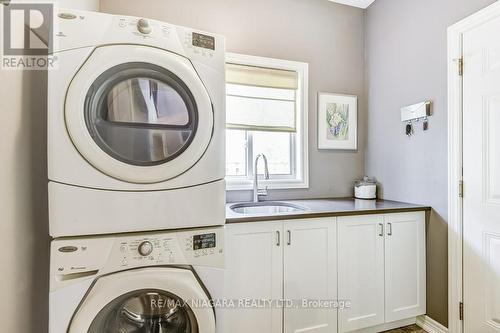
[
  {"left": 116, "top": 228, "right": 224, "bottom": 269},
  {"left": 50, "top": 227, "right": 225, "bottom": 277}
]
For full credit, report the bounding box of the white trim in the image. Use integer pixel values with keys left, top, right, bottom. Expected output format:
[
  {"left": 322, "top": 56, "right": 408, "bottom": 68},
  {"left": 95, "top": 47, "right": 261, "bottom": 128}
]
[
  {"left": 346, "top": 318, "right": 416, "bottom": 333},
  {"left": 225, "top": 52, "right": 309, "bottom": 191},
  {"left": 447, "top": 2, "right": 500, "bottom": 333},
  {"left": 417, "top": 315, "right": 449, "bottom": 333},
  {"left": 327, "top": 0, "right": 376, "bottom": 9}
]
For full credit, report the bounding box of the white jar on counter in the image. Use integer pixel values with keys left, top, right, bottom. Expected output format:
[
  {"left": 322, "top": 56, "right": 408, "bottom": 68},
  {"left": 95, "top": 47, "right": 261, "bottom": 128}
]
[{"left": 354, "top": 176, "right": 377, "bottom": 200}]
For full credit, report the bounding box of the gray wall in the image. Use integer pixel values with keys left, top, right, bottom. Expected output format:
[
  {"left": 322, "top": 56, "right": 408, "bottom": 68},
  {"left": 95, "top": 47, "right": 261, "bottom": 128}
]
[
  {"left": 0, "top": 2, "right": 99, "bottom": 332},
  {"left": 0, "top": 60, "right": 49, "bottom": 333},
  {"left": 100, "top": 0, "right": 367, "bottom": 203},
  {"left": 365, "top": 0, "right": 496, "bottom": 326}
]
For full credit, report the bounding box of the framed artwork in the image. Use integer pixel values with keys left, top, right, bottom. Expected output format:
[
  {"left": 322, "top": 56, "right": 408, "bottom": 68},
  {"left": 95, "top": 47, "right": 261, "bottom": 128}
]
[{"left": 317, "top": 92, "right": 358, "bottom": 150}]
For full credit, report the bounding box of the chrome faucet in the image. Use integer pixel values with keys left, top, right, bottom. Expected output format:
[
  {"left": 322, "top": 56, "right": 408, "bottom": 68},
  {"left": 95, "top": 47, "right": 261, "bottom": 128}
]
[{"left": 253, "top": 154, "right": 270, "bottom": 203}]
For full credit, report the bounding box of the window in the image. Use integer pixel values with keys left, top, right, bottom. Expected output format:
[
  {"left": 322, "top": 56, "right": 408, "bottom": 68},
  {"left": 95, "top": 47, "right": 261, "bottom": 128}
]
[{"left": 225, "top": 53, "right": 309, "bottom": 190}]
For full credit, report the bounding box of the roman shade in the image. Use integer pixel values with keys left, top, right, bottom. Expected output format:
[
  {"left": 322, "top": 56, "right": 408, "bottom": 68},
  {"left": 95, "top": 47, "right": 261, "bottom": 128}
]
[
  {"left": 226, "top": 63, "right": 298, "bottom": 132},
  {"left": 226, "top": 63, "right": 298, "bottom": 90}
]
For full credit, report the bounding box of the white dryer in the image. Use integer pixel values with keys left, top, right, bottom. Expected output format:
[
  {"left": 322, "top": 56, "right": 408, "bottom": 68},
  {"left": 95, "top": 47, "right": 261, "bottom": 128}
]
[
  {"left": 48, "top": 9, "right": 226, "bottom": 237},
  {"left": 49, "top": 227, "right": 225, "bottom": 333}
]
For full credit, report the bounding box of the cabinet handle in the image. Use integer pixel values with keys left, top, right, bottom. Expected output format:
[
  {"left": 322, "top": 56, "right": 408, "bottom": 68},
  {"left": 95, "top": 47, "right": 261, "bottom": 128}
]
[
  {"left": 387, "top": 223, "right": 393, "bottom": 236},
  {"left": 378, "top": 223, "right": 384, "bottom": 237},
  {"left": 287, "top": 230, "right": 291, "bottom": 245},
  {"left": 276, "top": 231, "right": 280, "bottom": 246}
]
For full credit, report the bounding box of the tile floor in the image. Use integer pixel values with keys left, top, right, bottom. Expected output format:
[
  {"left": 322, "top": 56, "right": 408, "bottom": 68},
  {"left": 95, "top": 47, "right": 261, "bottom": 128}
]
[{"left": 384, "top": 325, "right": 427, "bottom": 333}]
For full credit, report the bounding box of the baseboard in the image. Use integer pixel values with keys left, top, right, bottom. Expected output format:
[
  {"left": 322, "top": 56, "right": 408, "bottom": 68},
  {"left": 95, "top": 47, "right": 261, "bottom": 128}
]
[
  {"left": 350, "top": 318, "right": 416, "bottom": 333},
  {"left": 416, "top": 315, "right": 448, "bottom": 333}
]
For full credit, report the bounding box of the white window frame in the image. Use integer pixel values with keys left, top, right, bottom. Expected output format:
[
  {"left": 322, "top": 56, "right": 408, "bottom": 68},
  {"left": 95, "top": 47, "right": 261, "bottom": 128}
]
[{"left": 225, "top": 52, "right": 309, "bottom": 191}]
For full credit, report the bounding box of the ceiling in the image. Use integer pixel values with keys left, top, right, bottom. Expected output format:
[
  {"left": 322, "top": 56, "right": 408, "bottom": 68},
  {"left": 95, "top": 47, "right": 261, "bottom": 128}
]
[{"left": 328, "top": 0, "right": 376, "bottom": 9}]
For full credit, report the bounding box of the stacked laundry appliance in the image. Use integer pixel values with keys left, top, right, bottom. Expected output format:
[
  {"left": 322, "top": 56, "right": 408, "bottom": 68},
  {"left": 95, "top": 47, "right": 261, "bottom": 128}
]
[{"left": 47, "top": 9, "right": 226, "bottom": 333}]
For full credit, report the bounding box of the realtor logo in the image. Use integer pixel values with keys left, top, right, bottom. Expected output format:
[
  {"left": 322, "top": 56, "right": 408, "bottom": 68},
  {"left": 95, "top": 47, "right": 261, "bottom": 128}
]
[{"left": 2, "top": 2, "right": 56, "bottom": 69}]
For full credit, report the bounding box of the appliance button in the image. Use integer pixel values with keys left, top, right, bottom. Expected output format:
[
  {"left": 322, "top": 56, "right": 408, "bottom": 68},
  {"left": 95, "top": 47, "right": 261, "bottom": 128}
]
[
  {"left": 137, "top": 18, "right": 152, "bottom": 34},
  {"left": 138, "top": 241, "right": 153, "bottom": 256}
]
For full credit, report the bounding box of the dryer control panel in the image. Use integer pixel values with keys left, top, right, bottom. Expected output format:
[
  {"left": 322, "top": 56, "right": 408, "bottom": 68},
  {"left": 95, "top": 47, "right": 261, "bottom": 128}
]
[
  {"left": 51, "top": 9, "right": 226, "bottom": 72},
  {"left": 50, "top": 227, "right": 225, "bottom": 279}
]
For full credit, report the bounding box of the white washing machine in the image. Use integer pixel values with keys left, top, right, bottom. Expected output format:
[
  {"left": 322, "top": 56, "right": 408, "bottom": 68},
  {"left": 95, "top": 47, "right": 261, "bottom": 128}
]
[
  {"left": 48, "top": 9, "right": 226, "bottom": 237},
  {"left": 49, "top": 227, "right": 225, "bottom": 333}
]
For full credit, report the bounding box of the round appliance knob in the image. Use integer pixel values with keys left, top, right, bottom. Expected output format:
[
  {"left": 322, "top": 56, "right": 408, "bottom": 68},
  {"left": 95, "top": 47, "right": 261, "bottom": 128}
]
[
  {"left": 137, "top": 18, "right": 152, "bottom": 34},
  {"left": 138, "top": 241, "right": 153, "bottom": 256}
]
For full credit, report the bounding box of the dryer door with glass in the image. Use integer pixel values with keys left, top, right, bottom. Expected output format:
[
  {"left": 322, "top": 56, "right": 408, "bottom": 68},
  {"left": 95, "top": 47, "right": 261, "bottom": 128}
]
[
  {"left": 68, "top": 267, "right": 215, "bottom": 333},
  {"left": 65, "top": 45, "right": 213, "bottom": 184}
]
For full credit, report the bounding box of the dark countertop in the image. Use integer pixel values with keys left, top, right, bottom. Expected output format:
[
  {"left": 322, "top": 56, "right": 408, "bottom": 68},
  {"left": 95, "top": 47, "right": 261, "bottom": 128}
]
[{"left": 226, "top": 198, "right": 431, "bottom": 224}]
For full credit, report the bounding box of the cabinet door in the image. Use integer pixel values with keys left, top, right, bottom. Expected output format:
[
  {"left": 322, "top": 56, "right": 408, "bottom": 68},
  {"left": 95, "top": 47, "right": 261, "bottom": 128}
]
[
  {"left": 283, "top": 218, "right": 337, "bottom": 333},
  {"left": 384, "top": 212, "right": 426, "bottom": 322},
  {"left": 224, "top": 222, "right": 283, "bottom": 333},
  {"left": 338, "top": 215, "right": 385, "bottom": 332}
]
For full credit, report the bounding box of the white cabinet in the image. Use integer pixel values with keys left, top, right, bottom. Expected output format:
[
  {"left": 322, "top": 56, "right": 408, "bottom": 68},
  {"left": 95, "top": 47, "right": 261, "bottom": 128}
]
[
  {"left": 338, "top": 215, "right": 385, "bottom": 332},
  {"left": 224, "top": 222, "right": 283, "bottom": 333},
  {"left": 225, "top": 218, "right": 337, "bottom": 333},
  {"left": 337, "top": 212, "right": 426, "bottom": 332},
  {"left": 284, "top": 219, "right": 337, "bottom": 333},
  {"left": 225, "top": 211, "right": 426, "bottom": 333},
  {"left": 384, "top": 212, "right": 426, "bottom": 322}
]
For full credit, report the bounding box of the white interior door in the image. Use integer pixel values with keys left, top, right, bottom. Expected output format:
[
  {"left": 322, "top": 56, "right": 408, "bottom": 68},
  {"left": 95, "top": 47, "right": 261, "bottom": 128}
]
[
  {"left": 338, "top": 215, "right": 385, "bottom": 332},
  {"left": 463, "top": 14, "right": 500, "bottom": 333},
  {"left": 283, "top": 218, "right": 337, "bottom": 333},
  {"left": 224, "top": 222, "right": 283, "bottom": 333},
  {"left": 384, "top": 212, "right": 426, "bottom": 322}
]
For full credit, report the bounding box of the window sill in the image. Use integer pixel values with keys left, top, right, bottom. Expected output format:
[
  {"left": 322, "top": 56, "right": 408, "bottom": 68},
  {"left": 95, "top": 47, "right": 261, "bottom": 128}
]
[{"left": 226, "top": 178, "right": 309, "bottom": 191}]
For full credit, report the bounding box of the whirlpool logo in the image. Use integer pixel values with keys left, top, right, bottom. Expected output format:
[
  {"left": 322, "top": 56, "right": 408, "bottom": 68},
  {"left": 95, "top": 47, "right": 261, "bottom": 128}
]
[{"left": 1, "top": 2, "right": 57, "bottom": 70}]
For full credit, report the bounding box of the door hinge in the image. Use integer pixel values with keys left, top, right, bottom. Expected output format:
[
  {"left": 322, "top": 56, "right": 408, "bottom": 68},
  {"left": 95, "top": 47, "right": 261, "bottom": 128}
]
[
  {"left": 459, "top": 180, "right": 464, "bottom": 198},
  {"left": 458, "top": 58, "right": 464, "bottom": 76},
  {"left": 459, "top": 302, "right": 464, "bottom": 320}
]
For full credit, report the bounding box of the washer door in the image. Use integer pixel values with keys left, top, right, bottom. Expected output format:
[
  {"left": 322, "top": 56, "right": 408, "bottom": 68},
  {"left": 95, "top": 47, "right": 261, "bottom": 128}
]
[
  {"left": 65, "top": 45, "right": 213, "bottom": 184},
  {"left": 68, "top": 267, "right": 215, "bottom": 333}
]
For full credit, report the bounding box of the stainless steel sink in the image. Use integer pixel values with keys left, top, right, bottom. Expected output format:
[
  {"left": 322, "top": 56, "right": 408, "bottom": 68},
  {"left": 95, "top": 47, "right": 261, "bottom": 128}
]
[{"left": 230, "top": 201, "right": 308, "bottom": 215}]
